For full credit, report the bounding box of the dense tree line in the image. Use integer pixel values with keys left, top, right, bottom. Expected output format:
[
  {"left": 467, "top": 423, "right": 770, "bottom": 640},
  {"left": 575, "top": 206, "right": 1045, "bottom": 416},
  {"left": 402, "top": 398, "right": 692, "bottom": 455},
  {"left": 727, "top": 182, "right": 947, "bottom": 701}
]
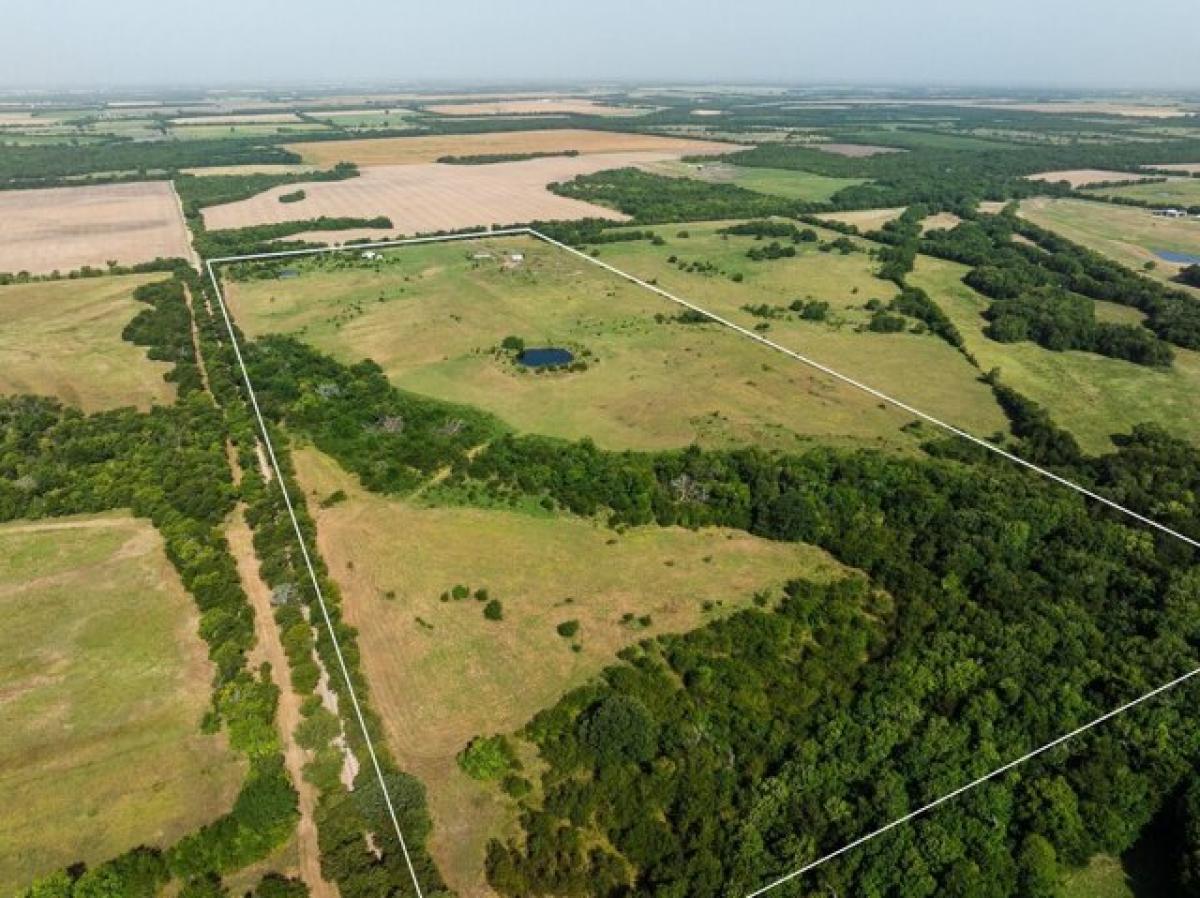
[{"left": 550, "top": 168, "right": 798, "bottom": 223}]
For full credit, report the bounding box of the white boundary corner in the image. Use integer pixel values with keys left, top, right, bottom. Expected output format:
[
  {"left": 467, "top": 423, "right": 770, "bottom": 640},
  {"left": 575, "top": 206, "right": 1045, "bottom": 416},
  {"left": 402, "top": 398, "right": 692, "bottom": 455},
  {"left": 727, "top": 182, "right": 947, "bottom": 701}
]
[{"left": 206, "top": 226, "right": 1200, "bottom": 898}]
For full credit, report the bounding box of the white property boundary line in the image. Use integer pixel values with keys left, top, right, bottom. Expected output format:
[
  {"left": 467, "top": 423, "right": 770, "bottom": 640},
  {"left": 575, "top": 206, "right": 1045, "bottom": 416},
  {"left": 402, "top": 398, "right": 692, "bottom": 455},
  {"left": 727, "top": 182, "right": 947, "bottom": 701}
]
[{"left": 206, "top": 226, "right": 1200, "bottom": 898}]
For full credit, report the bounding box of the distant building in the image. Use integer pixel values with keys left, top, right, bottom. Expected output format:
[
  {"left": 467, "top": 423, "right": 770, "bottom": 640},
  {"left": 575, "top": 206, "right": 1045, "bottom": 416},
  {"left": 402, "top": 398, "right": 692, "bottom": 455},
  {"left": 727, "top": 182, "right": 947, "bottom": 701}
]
[
  {"left": 1154, "top": 208, "right": 1187, "bottom": 219},
  {"left": 361, "top": 250, "right": 381, "bottom": 260}
]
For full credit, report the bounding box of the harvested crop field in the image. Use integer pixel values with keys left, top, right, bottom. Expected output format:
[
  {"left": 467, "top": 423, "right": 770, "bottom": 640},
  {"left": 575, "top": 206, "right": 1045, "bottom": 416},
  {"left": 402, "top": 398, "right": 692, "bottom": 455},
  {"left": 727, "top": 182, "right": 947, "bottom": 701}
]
[
  {"left": 1026, "top": 169, "right": 1153, "bottom": 188},
  {"left": 426, "top": 99, "right": 652, "bottom": 117},
  {"left": 0, "top": 513, "right": 244, "bottom": 894},
  {"left": 0, "top": 273, "right": 176, "bottom": 411},
  {"left": 204, "top": 152, "right": 702, "bottom": 233},
  {"left": 180, "top": 163, "right": 317, "bottom": 177},
  {"left": 171, "top": 112, "right": 302, "bottom": 124},
  {"left": 0, "top": 181, "right": 194, "bottom": 274},
  {"left": 815, "top": 143, "right": 905, "bottom": 157},
  {"left": 285, "top": 128, "right": 738, "bottom": 166}
]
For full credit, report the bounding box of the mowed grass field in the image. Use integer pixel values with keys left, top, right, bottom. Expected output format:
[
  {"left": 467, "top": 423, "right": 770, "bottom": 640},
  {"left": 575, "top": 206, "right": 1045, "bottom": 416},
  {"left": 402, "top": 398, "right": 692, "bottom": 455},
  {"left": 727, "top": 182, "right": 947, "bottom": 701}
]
[
  {"left": 1084, "top": 177, "right": 1200, "bottom": 207},
  {"left": 594, "top": 222, "right": 1009, "bottom": 440},
  {"left": 1020, "top": 197, "right": 1200, "bottom": 293},
  {"left": 637, "top": 159, "right": 868, "bottom": 202},
  {"left": 0, "top": 514, "right": 244, "bottom": 893},
  {"left": 911, "top": 256, "right": 1200, "bottom": 451},
  {"left": 295, "top": 447, "right": 851, "bottom": 898},
  {"left": 0, "top": 274, "right": 176, "bottom": 411},
  {"left": 225, "top": 236, "right": 917, "bottom": 453}
]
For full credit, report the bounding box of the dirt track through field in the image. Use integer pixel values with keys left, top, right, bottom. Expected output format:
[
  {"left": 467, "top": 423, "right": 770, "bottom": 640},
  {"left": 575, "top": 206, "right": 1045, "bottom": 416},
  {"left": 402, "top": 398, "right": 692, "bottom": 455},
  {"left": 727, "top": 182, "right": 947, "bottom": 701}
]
[
  {"left": 203, "top": 151, "right": 699, "bottom": 233},
  {"left": 228, "top": 508, "right": 339, "bottom": 898},
  {"left": 0, "top": 181, "right": 194, "bottom": 274}
]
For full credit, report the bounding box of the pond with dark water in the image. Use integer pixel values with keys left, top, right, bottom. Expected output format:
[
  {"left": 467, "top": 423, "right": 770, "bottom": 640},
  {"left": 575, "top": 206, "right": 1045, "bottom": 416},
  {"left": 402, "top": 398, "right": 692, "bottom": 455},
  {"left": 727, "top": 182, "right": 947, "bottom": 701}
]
[{"left": 518, "top": 347, "right": 574, "bottom": 368}]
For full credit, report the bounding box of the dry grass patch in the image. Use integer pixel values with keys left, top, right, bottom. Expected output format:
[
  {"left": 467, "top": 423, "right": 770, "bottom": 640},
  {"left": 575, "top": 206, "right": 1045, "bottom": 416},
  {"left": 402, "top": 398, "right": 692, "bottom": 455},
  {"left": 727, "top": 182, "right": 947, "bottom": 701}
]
[
  {"left": 0, "top": 181, "right": 194, "bottom": 274},
  {"left": 0, "top": 274, "right": 176, "bottom": 411},
  {"left": 0, "top": 513, "right": 244, "bottom": 894},
  {"left": 815, "top": 143, "right": 905, "bottom": 157},
  {"left": 296, "top": 447, "right": 849, "bottom": 898},
  {"left": 815, "top": 207, "right": 905, "bottom": 230},
  {"left": 1026, "top": 169, "right": 1154, "bottom": 188},
  {"left": 921, "top": 212, "right": 963, "bottom": 234},
  {"left": 285, "top": 128, "right": 738, "bottom": 167}
]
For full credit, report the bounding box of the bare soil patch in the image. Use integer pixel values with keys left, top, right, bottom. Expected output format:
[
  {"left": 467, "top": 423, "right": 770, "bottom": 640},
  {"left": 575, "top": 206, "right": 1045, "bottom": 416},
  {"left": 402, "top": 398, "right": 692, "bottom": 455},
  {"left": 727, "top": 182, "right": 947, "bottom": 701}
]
[
  {"left": 0, "top": 181, "right": 193, "bottom": 274},
  {"left": 286, "top": 128, "right": 738, "bottom": 167}
]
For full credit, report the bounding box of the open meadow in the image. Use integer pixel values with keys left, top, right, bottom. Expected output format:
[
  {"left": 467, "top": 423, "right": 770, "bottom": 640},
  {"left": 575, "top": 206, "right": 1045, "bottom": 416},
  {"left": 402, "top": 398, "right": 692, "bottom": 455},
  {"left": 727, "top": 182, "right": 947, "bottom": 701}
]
[
  {"left": 592, "top": 221, "right": 1010, "bottom": 440},
  {"left": 0, "top": 181, "right": 195, "bottom": 274},
  {"left": 0, "top": 514, "right": 244, "bottom": 894},
  {"left": 224, "top": 235, "right": 917, "bottom": 453},
  {"left": 0, "top": 274, "right": 176, "bottom": 411},
  {"left": 1019, "top": 197, "right": 1200, "bottom": 291},
  {"left": 284, "top": 128, "right": 738, "bottom": 166},
  {"left": 295, "top": 446, "right": 850, "bottom": 898},
  {"left": 1083, "top": 177, "right": 1200, "bottom": 207},
  {"left": 910, "top": 256, "right": 1200, "bottom": 451}
]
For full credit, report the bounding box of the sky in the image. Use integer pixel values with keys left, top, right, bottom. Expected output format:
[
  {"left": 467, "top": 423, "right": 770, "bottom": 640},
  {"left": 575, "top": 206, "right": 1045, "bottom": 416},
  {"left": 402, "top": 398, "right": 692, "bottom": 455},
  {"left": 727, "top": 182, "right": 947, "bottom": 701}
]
[{"left": 3, "top": 0, "right": 1198, "bottom": 91}]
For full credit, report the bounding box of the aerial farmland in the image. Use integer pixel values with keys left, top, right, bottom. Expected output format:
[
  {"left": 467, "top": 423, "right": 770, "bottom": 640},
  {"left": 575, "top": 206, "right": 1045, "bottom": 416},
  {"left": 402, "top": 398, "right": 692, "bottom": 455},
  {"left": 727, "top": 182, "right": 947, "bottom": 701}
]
[{"left": 3, "top": 6, "right": 1200, "bottom": 898}]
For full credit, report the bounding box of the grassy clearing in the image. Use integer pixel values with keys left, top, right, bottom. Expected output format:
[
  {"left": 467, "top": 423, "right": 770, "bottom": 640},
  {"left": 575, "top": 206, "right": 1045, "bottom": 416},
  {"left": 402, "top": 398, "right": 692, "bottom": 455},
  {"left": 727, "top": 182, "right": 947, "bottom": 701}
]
[
  {"left": 0, "top": 513, "right": 244, "bottom": 893},
  {"left": 1059, "top": 855, "right": 1135, "bottom": 898},
  {"left": 1019, "top": 198, "right": 1200, "bottom": 293},
  {"left": 911, "top": 256, "right": 1200, "bottom": 451},
  {"left": 816, "top": 207, "right": 906, "bottom": 230},
  {"left": 0, "top": 274, "right": 176, "bottom": 411},
  {"left": 295, "top": 446, "right": 851, "bottom": 898},
  {"left": 226, "top": 235, "right": 916, "bottom": 454},
  {"left": 1084, "top": 177, "right": 1200, "bottom": 206},
  {"left": 638, "top": 159, "right": 868, "bottom": 201},
  {"left": 593, "top": 222, "right": 1009, "bottom": 440}
]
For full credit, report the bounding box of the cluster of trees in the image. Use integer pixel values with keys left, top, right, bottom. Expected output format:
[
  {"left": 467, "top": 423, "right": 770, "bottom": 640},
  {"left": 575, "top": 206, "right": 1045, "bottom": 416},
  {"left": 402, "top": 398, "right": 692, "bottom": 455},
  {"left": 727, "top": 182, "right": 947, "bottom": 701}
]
[
  {"left": 241, "top": 334, "right": 500, "bottom": 493},
  {"left": 550, "top": 168, "right": 797, "bottom": 223},
  {"left": 984, "top": 287, "right": 1174, "bottom": 366},
  {"left": 1181, "top": 264, "right": 1200, "bottom": 288},
  {"left": 0, "top": 139, "right": 300, "bottom": 189},
  {"left": 719, "top": 220, "right": 818, "bottom": 242},
  {"left": 920, "top": 211, "right": 1195, "bottom": 361},
  {"left": 430, "top": 413, "right": 1200, "bottom": 897},
  {"left": 194, "top": 216, "right": 393, "bottom": 259}
]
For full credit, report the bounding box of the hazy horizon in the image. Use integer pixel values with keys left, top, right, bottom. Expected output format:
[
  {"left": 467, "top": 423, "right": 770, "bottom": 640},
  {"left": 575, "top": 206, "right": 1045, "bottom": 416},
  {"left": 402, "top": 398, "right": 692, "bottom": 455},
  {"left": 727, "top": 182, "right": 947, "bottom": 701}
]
[{"left": 4, "top": 0, "right": 1199, "bottom": 92}]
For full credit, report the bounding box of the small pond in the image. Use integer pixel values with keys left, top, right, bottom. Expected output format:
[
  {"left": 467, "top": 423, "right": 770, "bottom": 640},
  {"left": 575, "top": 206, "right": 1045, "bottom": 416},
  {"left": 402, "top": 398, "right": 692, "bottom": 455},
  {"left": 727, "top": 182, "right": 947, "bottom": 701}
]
[
  {"left": 1155, "top": 250, "right": 1200, "bottom": 265},
  {"left": 518, "top": 347, "right": 574, "bottom": 368}
]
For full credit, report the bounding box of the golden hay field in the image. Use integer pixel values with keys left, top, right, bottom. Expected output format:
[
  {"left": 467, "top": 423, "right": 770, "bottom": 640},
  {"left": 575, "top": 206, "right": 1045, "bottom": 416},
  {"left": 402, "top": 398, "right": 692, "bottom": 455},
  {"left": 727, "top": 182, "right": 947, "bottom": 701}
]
[
  {"left": 1026, "top": 169, "right": 1153, "bottom": 188},
  {"left": 426, "top": 99, "right": 653, "bottom": 117},
  {"left": 285, "top": 128, "right": 738, "bottom": 166},
  {"left": 296, "top": 447, "right": 849, "bottom": 898},
  {"left": 0, "top": 274, "right": 176, "bottom": 411},
  {"left": 0, "top": 181, "right": 195, "bottom": 274},
  {"left": 203, "top": 152, "right": 674, "bottom": 233}
]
